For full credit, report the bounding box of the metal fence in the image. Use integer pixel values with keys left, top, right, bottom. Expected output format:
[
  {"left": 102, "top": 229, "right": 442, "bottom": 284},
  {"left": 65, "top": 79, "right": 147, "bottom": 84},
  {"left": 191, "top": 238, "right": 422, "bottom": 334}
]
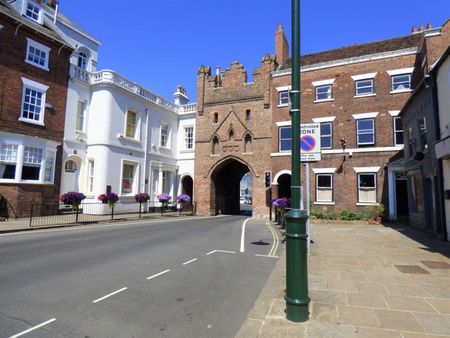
[{"left": 29, "top": 201, "right": 195, "bottom": 228}]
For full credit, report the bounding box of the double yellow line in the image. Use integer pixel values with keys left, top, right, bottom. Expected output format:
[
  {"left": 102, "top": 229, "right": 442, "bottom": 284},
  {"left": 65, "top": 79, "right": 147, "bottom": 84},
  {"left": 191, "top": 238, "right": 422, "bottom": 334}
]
[{"left": 266, "top": 221, "right": 279, "bottom": 256}]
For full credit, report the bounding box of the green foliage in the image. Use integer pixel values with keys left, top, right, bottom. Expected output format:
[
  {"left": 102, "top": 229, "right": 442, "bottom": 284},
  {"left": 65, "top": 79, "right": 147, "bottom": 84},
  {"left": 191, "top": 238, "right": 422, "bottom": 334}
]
[
  {"left": 310, "top": 207, "right": 370, "bottom": 221},
  {"left": 339, "top": 210, "right": 367, "bottom": 221}
]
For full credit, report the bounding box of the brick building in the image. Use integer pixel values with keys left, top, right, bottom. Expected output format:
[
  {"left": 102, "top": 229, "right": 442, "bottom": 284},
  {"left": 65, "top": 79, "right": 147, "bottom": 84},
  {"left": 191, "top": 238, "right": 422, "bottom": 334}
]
[
  {"left": 0, "top": 0, "right": 73, "bottom": 217},
  {"left": 194, "top": 21, "right": 450, "bottom": 219}
]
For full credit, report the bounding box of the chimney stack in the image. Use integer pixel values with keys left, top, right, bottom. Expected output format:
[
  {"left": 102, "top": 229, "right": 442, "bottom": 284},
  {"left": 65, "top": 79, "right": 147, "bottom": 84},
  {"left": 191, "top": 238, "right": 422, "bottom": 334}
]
[
  {"left": 275, "top": 24, "right": 289, "bottom": 66},
  {"left": 419, "top": 24, "right": 425, "bottom": 32},
  {"left": 412, "top": 26, "right": 418, "bottom": 33},
  {"left": 427, "top": 23, "right": 432, "bottom": 30}
]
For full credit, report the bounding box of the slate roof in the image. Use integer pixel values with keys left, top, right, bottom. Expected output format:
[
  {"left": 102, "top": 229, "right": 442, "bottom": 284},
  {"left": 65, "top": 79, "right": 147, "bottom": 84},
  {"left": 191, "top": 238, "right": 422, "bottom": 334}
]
[
  {"left": 0, "top": 0, "right": 69, "bottom": 46},
  {"left": 279, "top": 33, "right": 423, "bottom": 70}
]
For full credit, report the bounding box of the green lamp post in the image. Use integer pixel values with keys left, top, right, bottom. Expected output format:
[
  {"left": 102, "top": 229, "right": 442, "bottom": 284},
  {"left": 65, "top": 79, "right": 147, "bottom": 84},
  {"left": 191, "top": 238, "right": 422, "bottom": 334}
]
[{"left": 285, "top": 0, "right": 310, "bottom": 322}]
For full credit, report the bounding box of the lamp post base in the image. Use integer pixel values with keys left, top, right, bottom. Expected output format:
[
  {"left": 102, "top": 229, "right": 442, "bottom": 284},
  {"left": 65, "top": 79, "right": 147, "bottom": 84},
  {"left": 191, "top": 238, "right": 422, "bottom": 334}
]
[{"left": 285, "top": 208, "right": 310, "bottom": 322}]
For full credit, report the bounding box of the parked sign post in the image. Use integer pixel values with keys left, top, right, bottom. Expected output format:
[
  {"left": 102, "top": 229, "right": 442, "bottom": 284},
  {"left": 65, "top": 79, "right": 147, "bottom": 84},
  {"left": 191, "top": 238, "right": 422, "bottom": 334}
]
[{"left": 300, "top": 123, "right": 321, "bottom": 255}]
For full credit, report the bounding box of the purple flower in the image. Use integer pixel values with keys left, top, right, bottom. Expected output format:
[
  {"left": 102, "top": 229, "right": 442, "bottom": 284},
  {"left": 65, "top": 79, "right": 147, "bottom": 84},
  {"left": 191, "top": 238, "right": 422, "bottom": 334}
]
[
  {"left": 176, "top": 194, "right": 191, "bottom": 203},
  {"left": 157, "top": 193, "right": 172, "bottom": 203},
  {"left": 98, "top": 192, "right": 119, "bottom": 204},
  {"left": 135, "top": 193, "right": 150, "bottom": 203},
  {"left": 272, "top": 197, "right": 290, "bottom": 209},
  {"left": 60, "top": 192, "right": 86, "bottom": 205}
]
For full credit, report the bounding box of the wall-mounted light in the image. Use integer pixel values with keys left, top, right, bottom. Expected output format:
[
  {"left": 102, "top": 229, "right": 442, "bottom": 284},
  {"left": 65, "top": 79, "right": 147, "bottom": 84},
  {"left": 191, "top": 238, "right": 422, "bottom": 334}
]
[{"left": 45, "top": 103, "right": 54, "bottom": 109}]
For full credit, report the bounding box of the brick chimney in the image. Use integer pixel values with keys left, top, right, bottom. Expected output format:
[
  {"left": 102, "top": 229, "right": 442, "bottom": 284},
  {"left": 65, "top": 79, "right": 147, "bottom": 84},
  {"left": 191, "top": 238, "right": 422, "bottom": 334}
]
[
  {"left": 412, "top": 26, "right": 418, "bottom": 33},
  {"left": 275, "top": 24, "right": 289, "bottom": 66},
  {"left": 427, "top": 23, "right": 432, "bottom": 30}
]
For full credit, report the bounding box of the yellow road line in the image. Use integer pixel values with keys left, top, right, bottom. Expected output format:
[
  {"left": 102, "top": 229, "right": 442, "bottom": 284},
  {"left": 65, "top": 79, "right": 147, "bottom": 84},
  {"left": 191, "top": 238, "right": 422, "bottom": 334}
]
[{"left": 266, "top": 221, "right": 279, "bottom": 256}]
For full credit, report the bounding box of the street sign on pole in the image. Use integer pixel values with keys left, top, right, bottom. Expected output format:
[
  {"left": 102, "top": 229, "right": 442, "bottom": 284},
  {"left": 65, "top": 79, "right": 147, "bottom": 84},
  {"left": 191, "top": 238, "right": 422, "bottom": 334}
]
[{"left": 300, "top": 123, "right": 321, "bottom": 162}]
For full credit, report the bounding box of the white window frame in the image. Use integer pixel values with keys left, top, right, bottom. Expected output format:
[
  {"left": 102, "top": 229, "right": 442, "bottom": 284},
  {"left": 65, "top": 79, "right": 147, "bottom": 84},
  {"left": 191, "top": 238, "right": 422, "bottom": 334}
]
[
  {"left": 120, "top": 160, "right": 139, "bottom": 195},
  {"left": 357, "top": 172, "right": 377, "bottom": 204},
  {"left": 25, "top": 38, "right": 50, "bottom": 71},
  {"left": 184, "top": 126, "right": 194, "bottom": 150},
  {"left": 393, "top": 117, "right": 404, "bottom": 146},
  {"left": 160, "top": 123, "right": 170, "bottom": 148},
  {"left": 0, "top": 137, "right": 57, "bottom": 184},
  {"left": 76, "top": 100, "right": 86, "bottom": 132},
  {"left": 356, "top": 118, "right": 375, "bottom": 146},
  {"left": 23, "top": 1, "right": 44, "bottom": 24},
  {"left": 19, "top": 77, "right": 48, "bottom": 126},
  {"left": 315, "top": 84, "right": 332, "bottom": 102},
  {"left": 320, "top": 122, "right": 333, "bottom": 149},
  {"left": 355, "top": 79, "right": 374, "bottom": 96},
  {"left": 391, "top": 74, "right": 412, "bottom": 93},
  {"left": 279, "top": 126, "right": 292, "bottom": 152},
  {"left": 44, "top": 150, "right": 55, "bottom": 184},
  {"left": 352, "top": 73, "right": 377, "bottom": 97},
  {"left": 125, "top": 109, "right": 139, "bottom": 139},
  {"left": 278, "top": 90, "right": 289, "bottom": 107},
  {"left": 77, "top": 52, "right": 89, "bottom": 70},
  {"left": 315, "top": 173, "right": 333, "bottom": 203},
  {"left": 88, "top": 160, "right": 95, "bottom": 193}
]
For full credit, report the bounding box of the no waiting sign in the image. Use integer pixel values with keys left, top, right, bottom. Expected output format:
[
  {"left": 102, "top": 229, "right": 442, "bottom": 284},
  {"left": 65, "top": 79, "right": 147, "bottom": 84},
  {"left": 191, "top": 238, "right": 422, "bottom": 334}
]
[{"left": 300, "top": 123, "right": 321, "bottom": 162}]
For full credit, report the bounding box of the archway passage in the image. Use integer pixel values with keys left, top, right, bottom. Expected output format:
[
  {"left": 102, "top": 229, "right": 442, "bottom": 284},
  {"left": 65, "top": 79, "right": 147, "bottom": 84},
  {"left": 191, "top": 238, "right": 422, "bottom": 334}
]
[
  {"left": 211, "top": 159, "right": 251, "bottom": 215},
  {"left": 181, "top": 176, "right": 193, "bottom": 200}
]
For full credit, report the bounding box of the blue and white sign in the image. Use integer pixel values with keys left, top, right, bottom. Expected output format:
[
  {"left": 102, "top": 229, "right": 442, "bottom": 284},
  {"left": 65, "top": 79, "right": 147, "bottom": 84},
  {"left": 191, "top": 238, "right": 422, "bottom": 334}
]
[{"left": 300, "top": 123, "right": 321, "bottom": 162}]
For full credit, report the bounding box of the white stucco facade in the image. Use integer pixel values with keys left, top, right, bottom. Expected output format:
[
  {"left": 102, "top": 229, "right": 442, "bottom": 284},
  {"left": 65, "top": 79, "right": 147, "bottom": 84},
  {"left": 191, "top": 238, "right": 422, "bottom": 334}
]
[{"left": 43, "top": 6, "right": 197, "bottom": 211}]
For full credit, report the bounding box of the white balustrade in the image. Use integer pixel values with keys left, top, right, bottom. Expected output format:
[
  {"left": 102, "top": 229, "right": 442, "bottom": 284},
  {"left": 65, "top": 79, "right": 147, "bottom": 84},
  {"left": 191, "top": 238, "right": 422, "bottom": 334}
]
[{"left": 69, "top": 66, "right": 197, "bottom": 114}]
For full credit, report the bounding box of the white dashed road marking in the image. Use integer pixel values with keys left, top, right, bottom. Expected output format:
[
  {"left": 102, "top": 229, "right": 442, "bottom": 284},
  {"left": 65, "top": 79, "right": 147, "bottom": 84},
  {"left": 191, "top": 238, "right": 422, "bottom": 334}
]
[
  {"left": 93, "top": 287, "right": 127, "bottom": 303},
  {"left": 147, "top": 269, "right": 170, "bottom": 280},
  {"left": 9, "top": 318, "right": 56, "bottom": 338},
  {"left": 182, "top": 258, "right": 198, "bottom": 265}
]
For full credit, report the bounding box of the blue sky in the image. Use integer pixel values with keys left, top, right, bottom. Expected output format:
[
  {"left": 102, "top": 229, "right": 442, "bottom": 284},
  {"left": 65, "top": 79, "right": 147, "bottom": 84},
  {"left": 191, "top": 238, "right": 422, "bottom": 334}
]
[{"left": 59, "top": 0, "right": 449, "bottom": 103}]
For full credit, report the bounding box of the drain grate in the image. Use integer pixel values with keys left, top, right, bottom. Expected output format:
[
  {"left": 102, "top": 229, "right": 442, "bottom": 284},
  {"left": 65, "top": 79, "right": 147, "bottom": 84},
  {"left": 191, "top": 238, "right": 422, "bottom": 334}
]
[
  {"left": 394, "top": 265, "right": 430, "bottom": 274},
  {"left": 420, "top": 261, "right": 450, "bottom": 269}
]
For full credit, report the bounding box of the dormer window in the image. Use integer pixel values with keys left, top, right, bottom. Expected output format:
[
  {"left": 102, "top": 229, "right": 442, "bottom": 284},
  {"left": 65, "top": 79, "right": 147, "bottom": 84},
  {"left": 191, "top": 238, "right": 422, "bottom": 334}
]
[
  {"left": 77, "top": 52, "right": 88, "bottom": 70},
  {"left": 24, "top": 1, "right": 43, "bottom": 24}
]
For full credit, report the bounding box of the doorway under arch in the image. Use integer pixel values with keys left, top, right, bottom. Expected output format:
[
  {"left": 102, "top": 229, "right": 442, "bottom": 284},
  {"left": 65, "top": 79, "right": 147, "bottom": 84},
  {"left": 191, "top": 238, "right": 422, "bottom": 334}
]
[
  {"left": 211, "top": 158, "right": 252, "bottom": 215},
  {"left": 277, "top": 173, "right": 291, "bottom": 199},
  {"left": 181, "top": 175, "right": 193, "bottom": 200}
]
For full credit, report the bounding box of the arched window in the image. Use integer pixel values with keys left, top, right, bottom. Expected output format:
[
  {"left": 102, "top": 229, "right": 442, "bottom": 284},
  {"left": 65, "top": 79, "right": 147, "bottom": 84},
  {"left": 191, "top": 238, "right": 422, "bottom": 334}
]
[
  {"left": 244, "top": 134, "right": 252, "bottom": 153},
  {"left": 228, "top": 129, "right": 234, "bottom": 141},
  {"left": 212, "top": 136, "right": 219, "bottom": 155},
  {"left": 65, "top": 160, "right": 77, "bottom": 173},
  {"left": 77, "top": 52, "right": 88, "bottom": 70}
]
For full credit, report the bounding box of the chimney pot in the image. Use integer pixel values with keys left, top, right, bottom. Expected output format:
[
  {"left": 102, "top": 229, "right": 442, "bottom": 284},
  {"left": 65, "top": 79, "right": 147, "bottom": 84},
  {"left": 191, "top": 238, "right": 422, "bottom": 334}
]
[
  {"left": 419, "top": 24, "right": 425, "bottom": 31},
  {"left": 412, "top": 26, "right": 418, "bottom": 33},
  {"left": 427, "top": 23, "right": 432, "bottom": 30}
]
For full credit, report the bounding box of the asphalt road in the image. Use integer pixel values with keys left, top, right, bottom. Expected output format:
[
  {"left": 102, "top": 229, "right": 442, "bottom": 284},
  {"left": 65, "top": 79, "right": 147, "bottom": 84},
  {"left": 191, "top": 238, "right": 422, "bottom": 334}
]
[{"left": 0, "top": 216, "right": 280, "bottom": 338}]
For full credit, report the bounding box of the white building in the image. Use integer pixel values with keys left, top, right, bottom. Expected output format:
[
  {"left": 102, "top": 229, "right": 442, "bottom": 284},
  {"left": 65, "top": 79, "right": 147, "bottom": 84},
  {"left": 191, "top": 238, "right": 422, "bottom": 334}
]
[{"left": 39, "top": 2, "right": 197, "bottom": 209}]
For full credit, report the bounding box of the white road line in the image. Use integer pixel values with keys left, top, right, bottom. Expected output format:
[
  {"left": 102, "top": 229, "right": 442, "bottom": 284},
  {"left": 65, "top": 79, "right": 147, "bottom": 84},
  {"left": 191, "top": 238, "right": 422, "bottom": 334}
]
[
  {"left": 206, "top": 250, "right": 216, "bottom": 255},
  {"left": 9, "top": 318, "right": 56, "bottom": 338},
  {"left": 240, "top": 218, "right": 251, "bottom": 253},
  {"left": 93, "top": 287, "right": 127, "bottom": 303},
  {"left": 255, "top": 254, "right": 280, "bottom": 258},
  {"left": 182, "top": 258, "right": 198, "bottom": 265},
  {"left": 206, "top": 250, "right": 236, "bottom": 256},
  {"left": 146, "top": 269, "right": 170, "bottom": 280}
]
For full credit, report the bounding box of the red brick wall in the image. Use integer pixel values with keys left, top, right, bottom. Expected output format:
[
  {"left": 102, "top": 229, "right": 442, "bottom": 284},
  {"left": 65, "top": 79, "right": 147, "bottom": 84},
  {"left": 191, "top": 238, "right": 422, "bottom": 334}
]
[
  {"left": 271, "top": 52, "right": 418, "bottom": 213},
  {"left": 0, "top": 14, "right": 72, "bottom": 217},
  {"left": 194, "top": 58, "right": 276, "bottom": 217}
]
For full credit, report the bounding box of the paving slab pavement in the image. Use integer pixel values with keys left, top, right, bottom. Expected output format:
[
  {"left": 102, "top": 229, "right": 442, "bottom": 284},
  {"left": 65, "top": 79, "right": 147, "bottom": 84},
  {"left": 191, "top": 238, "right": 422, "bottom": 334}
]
[{"left": 237, "top": 222, "right": 450, "bottom": 338}]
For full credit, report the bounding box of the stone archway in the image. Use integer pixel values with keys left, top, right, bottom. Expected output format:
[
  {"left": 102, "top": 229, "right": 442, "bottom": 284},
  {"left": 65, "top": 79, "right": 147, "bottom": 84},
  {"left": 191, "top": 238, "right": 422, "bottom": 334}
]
[{"left": 210, "top": 158, "right": 252, "bottom": 215}]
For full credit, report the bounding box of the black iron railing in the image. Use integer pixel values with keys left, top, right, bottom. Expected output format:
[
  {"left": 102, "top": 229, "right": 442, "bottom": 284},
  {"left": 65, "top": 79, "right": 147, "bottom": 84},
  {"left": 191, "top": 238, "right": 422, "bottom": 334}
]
[{"left": 29, "top": 201, "right": 195, "bottom": 228}]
